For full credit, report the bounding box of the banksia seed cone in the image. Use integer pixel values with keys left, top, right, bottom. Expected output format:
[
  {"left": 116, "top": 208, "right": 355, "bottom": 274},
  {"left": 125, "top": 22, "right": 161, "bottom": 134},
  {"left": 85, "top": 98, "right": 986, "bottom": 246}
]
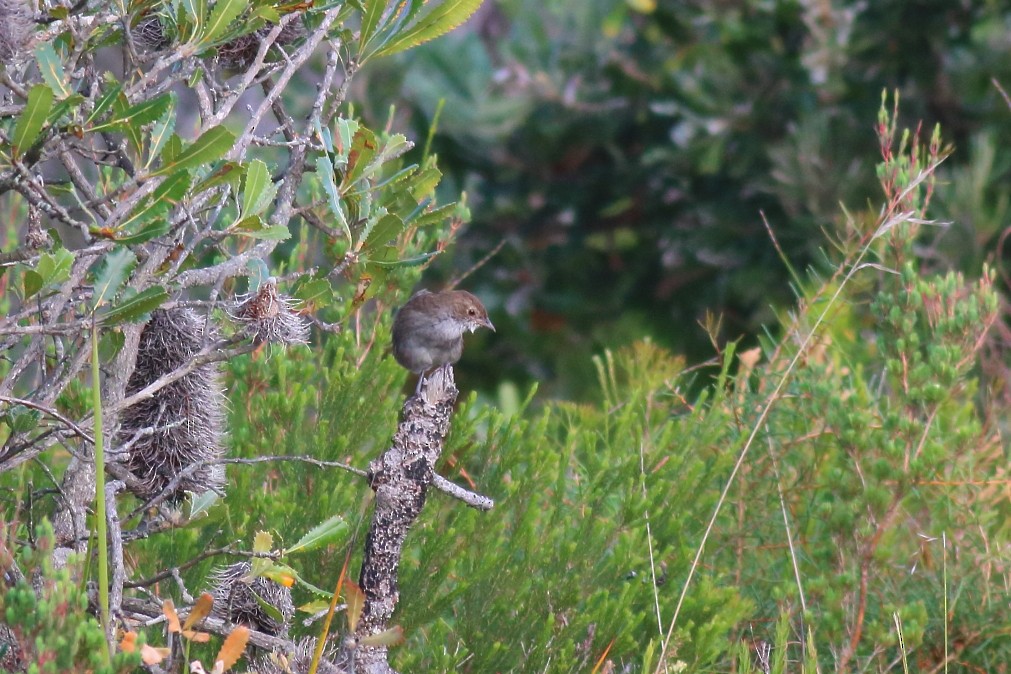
[
  {"left": 132, "top": 14, "right": 169, "bottom": 52},
  {"left": 249, "top": 637, "right": 345, "bottom": 674},
  {"left": 0, "top": 0, "right": 34, "bottom": 61},
  {"left": 209, "top": 561, "right": 294, "bottom": 637},
  {"left": 118, "top": 308, "right": 226, "bottom": 503},
  {"left": 232, "top": 279, "right": 309, "bottom": 346},
  {"left": 217, "top": 18, "right": 304, "bottom": 72}
]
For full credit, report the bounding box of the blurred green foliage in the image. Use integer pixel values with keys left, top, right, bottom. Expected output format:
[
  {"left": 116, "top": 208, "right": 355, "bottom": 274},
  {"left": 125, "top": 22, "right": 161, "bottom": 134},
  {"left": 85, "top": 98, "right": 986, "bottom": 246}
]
[
  {"left": 354, "top": 0, "right": 1011, "bottom": 397},
  {"left": 0, "top": 521, "right": 140, "bottom": 674}
]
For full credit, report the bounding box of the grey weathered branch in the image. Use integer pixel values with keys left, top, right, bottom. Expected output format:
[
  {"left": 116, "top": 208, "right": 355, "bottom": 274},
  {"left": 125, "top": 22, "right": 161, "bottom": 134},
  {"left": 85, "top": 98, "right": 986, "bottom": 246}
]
[{"left": 350, "top": 366, "right": 495, "bottom": 674}]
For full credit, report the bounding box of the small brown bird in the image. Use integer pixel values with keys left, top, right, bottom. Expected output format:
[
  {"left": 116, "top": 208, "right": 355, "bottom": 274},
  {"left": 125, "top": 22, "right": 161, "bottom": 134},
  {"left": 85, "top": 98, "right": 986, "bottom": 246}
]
[{"left": 392, "top": 289, "right": 494, "bottom": 389}]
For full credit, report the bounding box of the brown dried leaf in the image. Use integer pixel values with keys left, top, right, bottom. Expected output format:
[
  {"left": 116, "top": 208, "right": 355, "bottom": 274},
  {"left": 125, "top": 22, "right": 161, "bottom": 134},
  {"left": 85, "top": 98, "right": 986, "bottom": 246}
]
[
  {"left": 184, "top": 592, "right": 214, "bottom": 630},
  {"left": 119, "top": 631, "right": 138, "bottom": 653},
  {"left": 359, "top": 625, "right": 405, "bottom": 648},
  {"left": 164, "top": 599, "right": 182, "bottom": 633},
  {"left": 344, "top": 578, "right": 365, "bottom": 632},
  {"left": 141, "top": 644, "right": 170, "bottom": 665},
  {"left": 183, "top": 629, "right": 212, "bottom": 643},
  {"left": 216, "top": 625, "right": 250, "bottom": 672}
]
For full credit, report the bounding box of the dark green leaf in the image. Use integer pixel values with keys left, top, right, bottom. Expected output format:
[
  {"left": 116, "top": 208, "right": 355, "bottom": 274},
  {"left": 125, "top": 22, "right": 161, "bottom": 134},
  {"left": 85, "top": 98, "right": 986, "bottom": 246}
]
[
  {"left": 342, "top": 126, "right": 378, "bottom": 189},
  {"left": 13, "top": 85, "right": 54, "bottom": 157},
  {"left": 92, "top": 248, "right": 136, "bottom": 307},
  {"left": 85, "top": 78, "right": 124, "bottom": 125},
  {"left": 100, "top": 285, "right": 168, "bottom": 325},
  {"left": 151, "top": 126, "right": 234, "bottom": 176},
  {"left": 147, "top": 104, "right": 177, "bottom": 169},
  {"left": 408, "top": 202, "right": 455, "bottom": 228},
  {"left": 285, "top": 515, "right": 348, "bottom": 555},
  {"left": 198, "top": 0, "right": 246, "bottom": 45},
  {"left": 374, "top": 0, "right": 483, "bottom": 58},
  {"left": 34, "top": 43, "right": 70, "bottom": 98},
  {"left": 316, "top": 156, "right": 352, "bottom": 241},
  {"left": 363, "top": 213, "right": 404, "bottom": 249},
  {"left": 93, "top": 93, "right": 173, "bottom": 132},
  {"left": 35, "top": 248, "right": 74, "bottom": 290},
  {"left": 22, "top": 270, "right": 43, "bottom": 299},
  {"left": 292, "top": 277, "right": 333, "bottom": 306},
  {"left": 242, "top": 159, "right": 275, "bottom": 216},
  {"left": 369, "top": 250, "right": 441, "bottom": 268},
  {"left": 114, "top": 220, "right": 170, "bottom": 245}
]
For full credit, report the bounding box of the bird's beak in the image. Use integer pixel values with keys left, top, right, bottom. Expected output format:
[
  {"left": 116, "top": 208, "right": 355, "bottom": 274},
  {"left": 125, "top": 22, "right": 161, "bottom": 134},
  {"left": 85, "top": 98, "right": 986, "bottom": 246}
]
[{"left": 483, "top": 317, "right": 495, "bottom": 332}]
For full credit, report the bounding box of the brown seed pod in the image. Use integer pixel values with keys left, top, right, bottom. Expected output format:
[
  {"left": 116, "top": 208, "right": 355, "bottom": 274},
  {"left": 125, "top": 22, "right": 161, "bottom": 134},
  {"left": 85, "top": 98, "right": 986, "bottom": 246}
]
[
  {"left": 232, "top": 279, "right": 309, "bottom": 347},
  {"left": 118, "top": 308, "right": 226, "bottom": 503},
  {"left": 0, "top": 0, "right": 34, "bottom": 62},
  {"left": 208, "top": 561, "right": 295, "bottom": 638}
]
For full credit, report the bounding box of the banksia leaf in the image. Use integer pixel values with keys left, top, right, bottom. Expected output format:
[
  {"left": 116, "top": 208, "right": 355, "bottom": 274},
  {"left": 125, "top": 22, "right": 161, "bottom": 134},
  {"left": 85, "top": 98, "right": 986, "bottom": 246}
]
[{"left": 216, "top": 625, "right": 249, "bottom": 672}]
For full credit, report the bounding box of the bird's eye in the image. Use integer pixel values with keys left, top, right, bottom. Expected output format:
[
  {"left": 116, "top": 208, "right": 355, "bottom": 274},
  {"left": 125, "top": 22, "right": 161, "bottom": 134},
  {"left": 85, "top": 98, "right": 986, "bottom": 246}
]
[{"left": 468, "top": 308, "right": 477, "bottom": 316}]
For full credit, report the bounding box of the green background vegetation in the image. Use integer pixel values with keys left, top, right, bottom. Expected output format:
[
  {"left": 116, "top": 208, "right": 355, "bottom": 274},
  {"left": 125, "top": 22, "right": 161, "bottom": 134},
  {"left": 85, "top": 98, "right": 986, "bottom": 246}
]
[{"left": 2, "top": 0, "right": 1010, "bottom": 672}]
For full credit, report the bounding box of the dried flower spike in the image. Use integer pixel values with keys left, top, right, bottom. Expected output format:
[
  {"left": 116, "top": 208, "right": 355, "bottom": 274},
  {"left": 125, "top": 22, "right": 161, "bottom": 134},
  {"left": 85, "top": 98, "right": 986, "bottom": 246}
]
[
  {"left": 249, "top": 636, "right": 345, "bottom": 674},
  {"left": 118, "top": 308, "right": 226, "bottom": 502},
  {"left": 208, "top": 561, "right": 295, "bottom": 638},
  {"left": 232, "top": 279, "right": 310, "bottom": 346}
]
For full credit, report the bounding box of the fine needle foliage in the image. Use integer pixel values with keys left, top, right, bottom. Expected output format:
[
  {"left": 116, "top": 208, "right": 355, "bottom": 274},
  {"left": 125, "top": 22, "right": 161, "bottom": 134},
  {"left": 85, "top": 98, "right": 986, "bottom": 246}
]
[
  {"left": 200, "top": 97, "right": 1006, "bottom": 673},
  {"left": 0, "top": 2, "right": 1007, "bottom": 672}
]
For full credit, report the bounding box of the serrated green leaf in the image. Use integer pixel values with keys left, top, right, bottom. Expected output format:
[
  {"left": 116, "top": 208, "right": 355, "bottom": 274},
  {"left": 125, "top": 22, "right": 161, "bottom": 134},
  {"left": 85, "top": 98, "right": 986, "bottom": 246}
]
[
  {"left": 198, "top": 0, "right": 246, "bottom": 44},
  {"left": 409, "top": 201, "right": 455, "bottom": 228},
  {"left": 36, "top": 248, "right": 74, "bottom": 289},
  {"left": 250, "top": 590, "right": 285, "bottom": 624},
  {"left": 112, "top": 93, "right": 145, "bottom": 156},
  {"left": 242, "top": 159, "right": 275, "bottom": 216},
  {"left": 187, "top": 490, "right": 220, "bottom": 519},
  {"left": 374, "top": 0, "right": 483, "bottom": 58},
  {"left": 22, "top": 270, "right": 43, "bottom": 299},
  {"left": 363, "top": 213, "right": 404, "bottom": 250},
  {"left": 151, "top": 126, "right": 234, "bottom": 176},
  {"left": 342, "top": 126, "right": 379, "bottom": 189},
  {"left": 145, "top": 103, "right": 177, "bottom": 169},
  {"left": 358, "top": 0, "right": 388, "bottom": 53},
  {"left": 252, "top": 531, "right": 273, "bottom": 553},
  {"left": 100, "top": 285, "right": 168, "bottom": 325},
  {"left": 408, "top": 166, "right": 442, "bottom": 201},
  {"left": 292, "top": 277, "right": 333, "bottom": 306},
  {"left": 370, "top": 250, "right": 441, "bottom": 268},
  {"left": 13, "top": 85, "right": 54, "bottom": 158},
  {"left": 162, "top": 133, "right": 183, "bottom": 164},
  {"left": 193, "top": 160, "right": 242, "bottom": 193},
  {"left": 117, "top": 171, "right": 191, "bottom": 232},
  {"left": 231, "top": 216, "right": 290, "bottom": 240},
  {"left": 114, "top": 220, "right": 171, "bottom": 245},
  {"left": 284, "top": 515, "right": 347, "bottom": 555},
  {"left": 377, "top": 133, "right": 412, "bottom": 164},
  {"left": 335, "top": 117, "right": 358, "bottom": 160},
  {"left": 85, "top": 79, "right": 124, "bottom": 125},
  {"left": 316, "top": 156, "right": 352, "bottom": 242},
  {"left": 93, "top": 93, "right": 173, "bottom": 133},
  {"left": 34, "top": 43, "right": 70, "bottom": 98},
  {"left": 92, "top": 248, "right": 136, "bottom": 307}
]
